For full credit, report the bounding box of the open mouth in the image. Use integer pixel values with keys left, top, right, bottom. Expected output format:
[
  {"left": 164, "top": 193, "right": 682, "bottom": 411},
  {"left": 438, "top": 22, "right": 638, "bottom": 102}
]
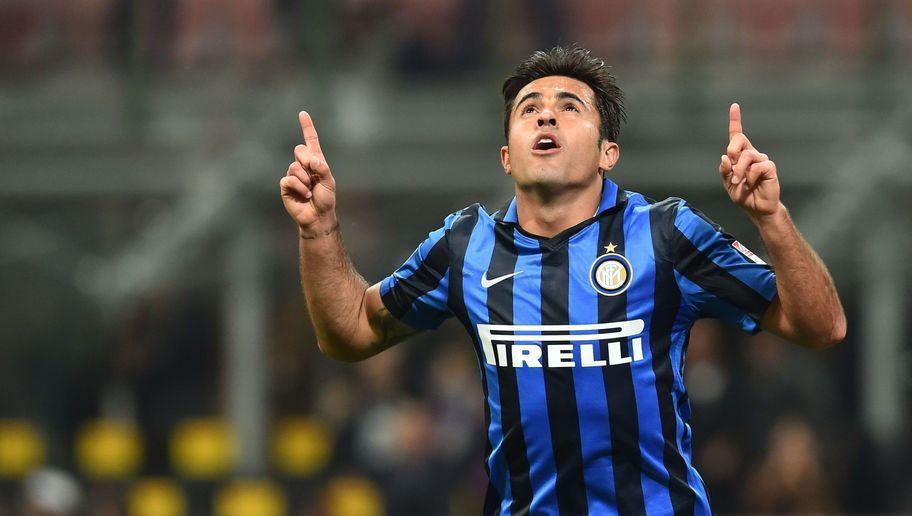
[{"left": 532, "top": 135, "right": 562, "bottom": 153}]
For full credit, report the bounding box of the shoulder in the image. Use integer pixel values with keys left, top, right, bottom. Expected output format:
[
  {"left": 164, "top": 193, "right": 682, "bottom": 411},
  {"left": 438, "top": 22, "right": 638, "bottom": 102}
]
[
  {"left": 432, "top": 203, "right": 492, "bottom": 250},
  {"left": 622, "top": 190, "right": 685, "bottom": 222},
  {"left": 621, "top": 192, "right": 713, "bottom": 260},
  {"left": 442, "top": 203, "right": 487, "bottom": 233},
  {"left": 623, "top": 192, "right": 718, "bottom": 229}
]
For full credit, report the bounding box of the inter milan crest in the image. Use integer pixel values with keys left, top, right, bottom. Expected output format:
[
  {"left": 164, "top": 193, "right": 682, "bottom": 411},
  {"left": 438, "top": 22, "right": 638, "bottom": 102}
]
[{"left": 589, "top": 243, "right": 633, "bottom": 296}]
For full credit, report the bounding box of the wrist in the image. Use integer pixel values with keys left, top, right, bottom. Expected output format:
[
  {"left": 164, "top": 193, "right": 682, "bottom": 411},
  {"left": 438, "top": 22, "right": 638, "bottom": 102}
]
[
  {"left": 749, "top": 202, "right": 789, "bottom": 229},
  {"left": 298, "top": 218, "right": 340, "bottom": 240}
]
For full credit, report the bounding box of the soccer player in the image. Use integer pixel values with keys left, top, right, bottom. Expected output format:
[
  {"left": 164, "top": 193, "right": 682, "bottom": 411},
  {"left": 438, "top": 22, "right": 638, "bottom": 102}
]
[{"left": 280, "top": 46, "right": 846, "bottom": 515}]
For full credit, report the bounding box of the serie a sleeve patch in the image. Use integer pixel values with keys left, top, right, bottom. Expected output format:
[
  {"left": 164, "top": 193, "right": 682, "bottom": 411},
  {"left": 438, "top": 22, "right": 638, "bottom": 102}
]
[{"left": 731, "top": 240, "right": 767, "bottom": 265}]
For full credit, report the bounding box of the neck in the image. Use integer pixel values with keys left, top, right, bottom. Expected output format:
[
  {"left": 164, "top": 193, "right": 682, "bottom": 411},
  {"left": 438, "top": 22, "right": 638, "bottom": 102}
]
[{"left": 515, "top": 178, "right": 603, "bottom": 238}]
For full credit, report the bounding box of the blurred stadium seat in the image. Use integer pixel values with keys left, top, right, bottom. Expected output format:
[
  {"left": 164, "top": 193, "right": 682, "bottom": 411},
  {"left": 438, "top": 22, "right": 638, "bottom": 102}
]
[
  {"left": 321, "top": 476, "right": 385, "bottom": 516},
  {"left": 0, "top": 419, "right": 44, "bottom": 478},
  {"left": 127, "top": 478, "right": 187, "bottom": 516},
  {"left": 74, "top": 419, "right": 143, "bottom": 479},
  {"left": 169, "top": 418, "right": 236, "bottom": 480},
  {"left": 269, "top": 416, "right": 332, "bottom": 477},
  {"left": 214, "top": 479, "right": 286, "bottom": 516}
]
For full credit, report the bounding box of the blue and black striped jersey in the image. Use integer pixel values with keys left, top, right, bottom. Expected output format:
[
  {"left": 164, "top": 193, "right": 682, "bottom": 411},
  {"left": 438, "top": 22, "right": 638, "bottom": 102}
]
[{"left": 380, "top": 177, "right": 777, "bottom": 515}]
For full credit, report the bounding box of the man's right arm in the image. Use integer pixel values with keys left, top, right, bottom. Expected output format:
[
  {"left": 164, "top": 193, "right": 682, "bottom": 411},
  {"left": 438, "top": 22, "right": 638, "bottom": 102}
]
[{"left": 280, "top": 111, "right": 420, "bottom": 362}]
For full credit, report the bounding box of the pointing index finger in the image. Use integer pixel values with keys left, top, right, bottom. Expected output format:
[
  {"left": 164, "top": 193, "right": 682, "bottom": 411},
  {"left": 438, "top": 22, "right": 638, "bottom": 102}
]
[
  {"left": 299, "top": 111, "right": 323, "bottom": 156},
  {"left": 728, "top": 103, "right": 743, "bottom": 139}
]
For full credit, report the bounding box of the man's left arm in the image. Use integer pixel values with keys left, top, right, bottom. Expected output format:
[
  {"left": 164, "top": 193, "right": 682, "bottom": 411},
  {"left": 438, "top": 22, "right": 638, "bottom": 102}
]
[{"left": 720, "top": 103, "right": 846, "bottom": 348}]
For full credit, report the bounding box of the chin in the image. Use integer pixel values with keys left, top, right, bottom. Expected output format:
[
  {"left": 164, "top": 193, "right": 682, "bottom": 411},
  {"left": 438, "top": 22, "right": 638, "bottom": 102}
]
[{"left": 518, "top": 170, "right": 567, "bottom": 188}]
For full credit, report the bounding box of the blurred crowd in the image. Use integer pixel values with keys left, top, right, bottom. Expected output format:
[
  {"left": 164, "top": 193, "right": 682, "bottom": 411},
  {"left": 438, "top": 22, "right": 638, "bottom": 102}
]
[
  {"left": 3, "top": 0, "right": 912, "bottom": 74},
  {"left": 2, "top": 0, "right": 911, "bottom": 514}
]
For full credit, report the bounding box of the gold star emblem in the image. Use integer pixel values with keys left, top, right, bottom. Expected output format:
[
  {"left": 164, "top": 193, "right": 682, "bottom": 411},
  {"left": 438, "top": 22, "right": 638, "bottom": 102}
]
[{"left": 604, "top": 242, "right": 617, "bottom": 253}]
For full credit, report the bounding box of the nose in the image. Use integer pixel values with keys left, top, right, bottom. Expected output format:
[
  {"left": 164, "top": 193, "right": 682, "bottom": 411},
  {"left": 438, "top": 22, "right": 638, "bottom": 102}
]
[{"left": 537, "top": 111, "right": 557, "bottom": 127}]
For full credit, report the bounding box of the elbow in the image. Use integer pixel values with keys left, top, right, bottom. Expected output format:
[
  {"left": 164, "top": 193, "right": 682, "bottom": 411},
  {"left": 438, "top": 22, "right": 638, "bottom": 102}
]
[
  {"left": 802, "top": 315, "right": 846, "bottom": 349},
  {"left": 825, "top": 315, "right": 847, "bottom": 347},
  {"left": 316, "top": 338, "right": 373, "bottom": 363}
]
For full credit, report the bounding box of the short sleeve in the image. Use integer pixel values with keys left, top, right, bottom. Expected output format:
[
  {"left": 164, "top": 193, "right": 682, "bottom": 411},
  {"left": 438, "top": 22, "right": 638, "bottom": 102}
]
[
  {"left": 669, "top": 200, "right": 777, "bottom": 334},
  {"left": 379, "top": 211, "right": 459, "bottom": 330}
]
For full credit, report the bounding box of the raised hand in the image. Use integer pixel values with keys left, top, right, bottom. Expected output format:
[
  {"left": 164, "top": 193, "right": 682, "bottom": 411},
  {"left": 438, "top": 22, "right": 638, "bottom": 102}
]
[
  {"left": 280, "top": 111, "right": 338, "bottom": 237},
  {"left": 719, "top": 103, "right": 781, "bottom": 219}
]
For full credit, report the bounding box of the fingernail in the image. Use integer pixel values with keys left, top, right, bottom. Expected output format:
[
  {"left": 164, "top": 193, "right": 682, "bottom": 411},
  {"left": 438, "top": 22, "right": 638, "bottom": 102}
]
[{"left": 305, "top": 191, "right": 312, "bottom": 199}]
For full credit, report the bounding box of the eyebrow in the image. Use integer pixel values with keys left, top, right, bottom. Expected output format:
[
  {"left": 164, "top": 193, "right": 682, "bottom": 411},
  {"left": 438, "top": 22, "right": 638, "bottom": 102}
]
[
  {"left": 557, "top": 91, "right": 586, "bottom": 105},
  {"left": 514, "top": 92, "right": 541, "bottom": 111},
  {"left": 514, "top": 91, "right": 588, "bottom": 112}
]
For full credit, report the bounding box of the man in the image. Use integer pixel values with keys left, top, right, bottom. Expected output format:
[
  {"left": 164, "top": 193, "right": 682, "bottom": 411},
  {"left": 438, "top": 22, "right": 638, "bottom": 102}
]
[{"left": 280, "top": 46, "right": 845, "bottom": 515}]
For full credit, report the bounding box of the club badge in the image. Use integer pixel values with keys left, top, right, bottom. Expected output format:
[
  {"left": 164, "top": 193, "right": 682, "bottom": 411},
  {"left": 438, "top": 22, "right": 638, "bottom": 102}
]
[{"left": 589, "top": 243, "right": 633, "bottom": 297}]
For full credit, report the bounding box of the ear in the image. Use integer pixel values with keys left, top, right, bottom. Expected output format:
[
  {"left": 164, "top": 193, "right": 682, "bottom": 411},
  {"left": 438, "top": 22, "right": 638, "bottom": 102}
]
[
  {"left": 500, "top": 145, "right": 511, "bottom": 175},
  {"left": 598, "top": 141, "right": 620, "bottom": 173}
]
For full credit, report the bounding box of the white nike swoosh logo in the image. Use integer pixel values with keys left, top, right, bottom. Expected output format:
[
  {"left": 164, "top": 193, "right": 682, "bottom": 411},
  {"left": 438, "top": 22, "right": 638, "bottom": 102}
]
[{"left": 481, "top": 270, "right": 523, "bottom": 288}]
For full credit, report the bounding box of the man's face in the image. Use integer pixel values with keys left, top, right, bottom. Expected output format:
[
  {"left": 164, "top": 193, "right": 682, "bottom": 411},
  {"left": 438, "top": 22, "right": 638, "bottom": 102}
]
[{"left": 501, "top": 76, "right": 618, "bottom": 190}]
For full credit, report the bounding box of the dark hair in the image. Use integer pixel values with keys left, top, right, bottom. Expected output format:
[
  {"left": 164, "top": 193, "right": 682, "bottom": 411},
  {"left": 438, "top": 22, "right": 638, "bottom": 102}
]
[{"left": 502, "top": 45, "right": 626, "bottom": 143}]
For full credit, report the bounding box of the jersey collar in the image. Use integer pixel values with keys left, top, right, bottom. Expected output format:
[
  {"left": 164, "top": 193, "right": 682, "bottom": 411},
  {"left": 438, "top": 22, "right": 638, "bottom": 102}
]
[{"left": 494, "top": 176, "right": 626, "bottom": 223}]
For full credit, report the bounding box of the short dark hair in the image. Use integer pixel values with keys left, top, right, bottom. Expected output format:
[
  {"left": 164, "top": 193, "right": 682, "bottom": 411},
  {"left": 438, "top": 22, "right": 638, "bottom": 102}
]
[{"left": 502, "top": 45, "right": 626, "bottom": 143}]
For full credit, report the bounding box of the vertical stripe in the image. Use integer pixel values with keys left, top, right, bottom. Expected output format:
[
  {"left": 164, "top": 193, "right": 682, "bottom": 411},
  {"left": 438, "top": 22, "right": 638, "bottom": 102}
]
[
  {"left": 509, "top": 229, "right": 560, "bottom": 513},
  {"left": 597, "top": 208, "right": 647, "bottom": 515},
  {"left": 671, "top": 331, "right": 712, "bottom": 516},
  {"left": 446, "top": 208, "right": 507, "bottom": 514},
  {"left": 568, "top": 226, "right": 618, "bottom": 514},
  {"left": 541, "top": 242, "right": 589, "bottom": 514},
  {"left": 623, "top": 200, "right": 676, "bottom": 515},
  {"left": 467, "top": 215, "right": 512, "bottom": 513},
  {"left": 598, "top": 178, "right": 620, "bottom": 213},
  {"left": 487, "top": 224, "right": 535, "bottom": 514},
  {"left": 650, "top": 207, "right": 701, "bottom": 515},
  {"left": 670, "top": 277, "right": 715, "bottom": 515}
]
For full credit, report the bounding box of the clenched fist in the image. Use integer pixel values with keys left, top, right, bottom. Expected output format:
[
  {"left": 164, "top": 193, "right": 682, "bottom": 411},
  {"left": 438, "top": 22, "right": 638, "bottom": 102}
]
[
  {"left": 719, "top": 103, "right": 783, "bottom": 221},
  {"left": 280, "top": 111, "right": 338, "bottom": 238}
]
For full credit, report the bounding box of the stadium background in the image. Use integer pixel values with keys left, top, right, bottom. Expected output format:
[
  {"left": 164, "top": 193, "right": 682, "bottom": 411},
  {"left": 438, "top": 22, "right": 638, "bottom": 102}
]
[{"left": 1, "top": 0, "right": 910, "bottom": 514}]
